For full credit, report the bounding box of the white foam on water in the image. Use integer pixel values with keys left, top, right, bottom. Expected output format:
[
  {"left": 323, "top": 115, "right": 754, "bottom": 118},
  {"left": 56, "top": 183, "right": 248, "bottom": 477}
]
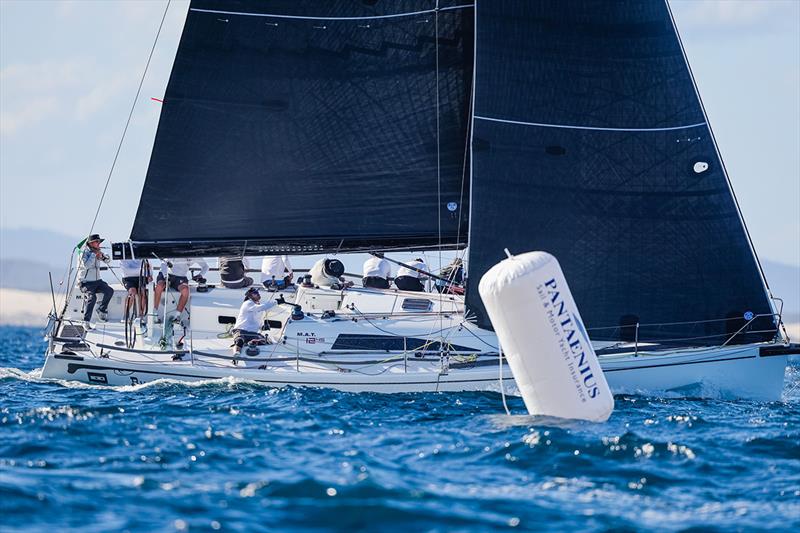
[{"left": 0, "top": 366, "right": 279, "bottom": 393}]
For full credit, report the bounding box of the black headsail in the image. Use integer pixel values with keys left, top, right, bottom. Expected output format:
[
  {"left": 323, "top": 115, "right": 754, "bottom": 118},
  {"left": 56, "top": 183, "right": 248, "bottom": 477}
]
[
  {"left": 466, "top": 0, "right": 775, "bottom": 345},
  {"left": 124, "top": 0, "right": 473, "bottom": 258}
]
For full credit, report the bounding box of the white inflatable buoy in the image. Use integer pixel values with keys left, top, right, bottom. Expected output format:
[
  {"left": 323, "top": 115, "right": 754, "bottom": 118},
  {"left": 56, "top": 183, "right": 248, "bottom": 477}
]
[{"left": 479, "top": 251, "right": 614, "bottom": 422}]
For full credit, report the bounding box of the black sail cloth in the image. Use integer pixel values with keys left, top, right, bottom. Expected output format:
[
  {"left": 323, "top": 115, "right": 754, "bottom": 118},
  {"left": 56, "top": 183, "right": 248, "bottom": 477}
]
[
  {"left": 466, "top": 0, "right": 775, "bottom": 345},
  {"left": 127, "top": 0, "right": 473, "bottom": 258},
  {"left": 123, "top": 0, "right": 775, "bottom": 347}
]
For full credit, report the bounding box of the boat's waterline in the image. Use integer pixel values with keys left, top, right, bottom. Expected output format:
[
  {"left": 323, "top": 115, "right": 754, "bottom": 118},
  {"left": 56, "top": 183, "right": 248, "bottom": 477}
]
[{"left": 41, "top": 342, "right": 788, "bottom": 400}]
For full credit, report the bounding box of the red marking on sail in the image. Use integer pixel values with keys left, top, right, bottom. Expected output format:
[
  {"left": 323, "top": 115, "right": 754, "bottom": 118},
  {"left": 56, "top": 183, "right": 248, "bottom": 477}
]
[{"left": 150, "top": 97, "right": 164, "bottom": 103}]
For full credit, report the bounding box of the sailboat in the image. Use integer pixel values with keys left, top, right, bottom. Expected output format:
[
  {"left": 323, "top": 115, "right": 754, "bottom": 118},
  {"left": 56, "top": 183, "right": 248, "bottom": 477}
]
[{"left": 42, "top": 0, "right": 797, "bottom": 400}]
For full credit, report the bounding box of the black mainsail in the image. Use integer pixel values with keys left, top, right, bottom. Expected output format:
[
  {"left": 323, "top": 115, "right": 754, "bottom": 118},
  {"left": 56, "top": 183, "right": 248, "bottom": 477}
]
[
  {"left": 465, "top": 0, "right": 775, "bottom": 345},
  {"left": 128, "top": 0, "right": 473, "bottom": 257}
]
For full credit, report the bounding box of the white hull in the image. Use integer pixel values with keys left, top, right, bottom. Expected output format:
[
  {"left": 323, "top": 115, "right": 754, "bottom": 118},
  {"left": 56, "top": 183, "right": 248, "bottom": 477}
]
[
  {"left": 41, "top": 337, "right": 788, "bottom": 400},
  {"left": 43, "top": 280, "right": 792, "bottom": 400}
]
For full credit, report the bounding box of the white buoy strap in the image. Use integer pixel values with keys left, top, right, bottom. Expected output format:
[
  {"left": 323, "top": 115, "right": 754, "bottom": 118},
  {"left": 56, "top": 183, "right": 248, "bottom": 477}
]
[{"left": 478, "top": 251, "right": 614, "bottom": 422}]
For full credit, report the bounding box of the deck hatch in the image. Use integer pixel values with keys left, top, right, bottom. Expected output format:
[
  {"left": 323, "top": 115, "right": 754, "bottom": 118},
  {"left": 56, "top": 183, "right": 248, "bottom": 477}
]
[
  {"left": 401, "top": 298, "right": 433, "bottom": 312},
  {"left": 59, "top": 324, "right": 85, "bottom": 338},
  {"left": 331, "top": 334, "right": 472, "bottom": 353}
]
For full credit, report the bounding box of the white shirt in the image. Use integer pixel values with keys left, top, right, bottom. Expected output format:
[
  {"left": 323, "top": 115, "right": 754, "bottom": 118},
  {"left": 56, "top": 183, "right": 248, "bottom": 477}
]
[
  {"left": 78, "top": 248, "right": 109, "bottom": 283},
  {"left": 120, "top": 259, "right": 144, "bottom": 278},
  {"left": 261, "top": 255, "right": 292, "bottom": 282},
  {"left": 397, "top": 260, "right": 428, "bottom": 279},
  {"left": 362, "top": 256, "right": 391, "bottom": 279},
  {"left": 234, "top": 299, "right": 276, "bottom": 332},
  {"left": 160, "top": 258, "right": 209, "bottom": 278}
]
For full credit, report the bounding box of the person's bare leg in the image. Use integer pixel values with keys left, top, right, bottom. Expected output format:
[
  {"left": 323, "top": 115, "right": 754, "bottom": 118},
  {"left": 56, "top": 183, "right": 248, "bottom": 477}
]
[
  {"left": 154, "top": 281, "right": 165, "bottom": 309},
  {"left": 126, "top": 288, "right": 137, "bottom": 317},
  {"left": 176, "top": 284, "right": 190, "bottom": 313},
  {"left": 138, "top": 288, "right": 147, "bottom": 316}
]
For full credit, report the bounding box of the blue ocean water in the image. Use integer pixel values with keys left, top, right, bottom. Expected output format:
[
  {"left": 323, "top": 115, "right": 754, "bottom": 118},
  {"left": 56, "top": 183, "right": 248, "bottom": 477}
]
[{"left": 1, "top": 326, "right": 798, "bottom": 532}]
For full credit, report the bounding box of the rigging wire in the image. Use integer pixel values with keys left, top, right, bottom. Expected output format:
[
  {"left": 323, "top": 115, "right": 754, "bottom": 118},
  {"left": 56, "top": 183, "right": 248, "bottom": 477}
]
[
  {"left": 86, "top": 0, "right": 171, "bottom": 238},
  {"left": 55, "top": 0, "right": 171, "bottom": 339},
  {"left": 499, "top": 343, "right": 510, "bottom": 415},
  {"left": 434, "top": 1, "right": 446, "bottom": 362},
  {"left": 454, "top": 4, "right": 473, "bottom": 251},
  {"left": 664, "top": 1, "right": 776, "bottom": 309}
]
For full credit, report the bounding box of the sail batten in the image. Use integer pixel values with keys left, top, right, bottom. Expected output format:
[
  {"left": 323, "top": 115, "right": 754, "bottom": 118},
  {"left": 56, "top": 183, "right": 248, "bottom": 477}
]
[
  {"left": 189, "top": 3, "right": 474, "bottom": 22},
  {"left": 474, "top": 116, "right": 708, "bottom": 133}
]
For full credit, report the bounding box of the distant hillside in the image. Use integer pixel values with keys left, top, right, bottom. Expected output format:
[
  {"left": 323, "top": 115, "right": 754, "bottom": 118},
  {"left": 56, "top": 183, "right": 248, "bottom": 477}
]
[
  {"left": 0, "top": 226, "right": 796, "bottom": 318},
  {"left": 0, "top": 259, "right": 56, "bottom": 292},
  {"left": 0, "top": 227, "right": 81, "bottom": 269},
  {"left": 0, "top": 228, "right": 92, "bottom": 293},
  {"left": 761, "top": 259, "right": 800, "bottom": 321},
  {"left": 0, "top": 288, "right": 54, "bottom": 327}
]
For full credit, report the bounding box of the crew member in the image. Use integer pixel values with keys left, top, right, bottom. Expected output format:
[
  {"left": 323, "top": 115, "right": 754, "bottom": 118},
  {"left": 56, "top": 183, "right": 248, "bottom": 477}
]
[
  {"left": 154, "top": 257, "right": 209, "bottom": 322},
  {"left": 394, "top": 257, "right": 428, "bottom": 292},
  {"left": 436, "top": 257, "right": 464, "bottom": 294},
  {"left": 77, "top": 233, "right": 114, "bottom": 327},
  {"left": 362, "top": 253, "right": 391, "bottom": 289},
  {"left": 232, "top": 287, "right": 276, "bottom": 355},
  {"left": 120, "top": 258, "right": 151, "bottom": 324},
  {"left": 310, "top": 258, "right": 351, "bottom": 289},
  {"left": 219, "top": 256, "right": 253, "bottom": 289},
  {"left": 261, "top": 255, "right": 293, "bottom": 289}
]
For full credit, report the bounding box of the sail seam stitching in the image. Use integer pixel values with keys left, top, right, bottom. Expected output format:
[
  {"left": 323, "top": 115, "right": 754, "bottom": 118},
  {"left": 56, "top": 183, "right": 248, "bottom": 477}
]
[
  {"left": 474, "top": 115, "right": 707, "bottom": 132},
  {"left": 188, "top": 5, "right": 474, "bottom": 21}
]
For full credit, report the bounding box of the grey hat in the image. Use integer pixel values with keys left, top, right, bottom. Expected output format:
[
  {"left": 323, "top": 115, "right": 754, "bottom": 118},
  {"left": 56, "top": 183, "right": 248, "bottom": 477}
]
[{"left": 244, "top": 287, "right": 260, "bottom": 301}]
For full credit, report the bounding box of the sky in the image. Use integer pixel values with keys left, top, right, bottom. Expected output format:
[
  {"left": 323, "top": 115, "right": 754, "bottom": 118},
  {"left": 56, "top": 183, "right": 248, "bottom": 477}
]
[{"left": 1, "top": 0, "right": 799, "bottom": 267}]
